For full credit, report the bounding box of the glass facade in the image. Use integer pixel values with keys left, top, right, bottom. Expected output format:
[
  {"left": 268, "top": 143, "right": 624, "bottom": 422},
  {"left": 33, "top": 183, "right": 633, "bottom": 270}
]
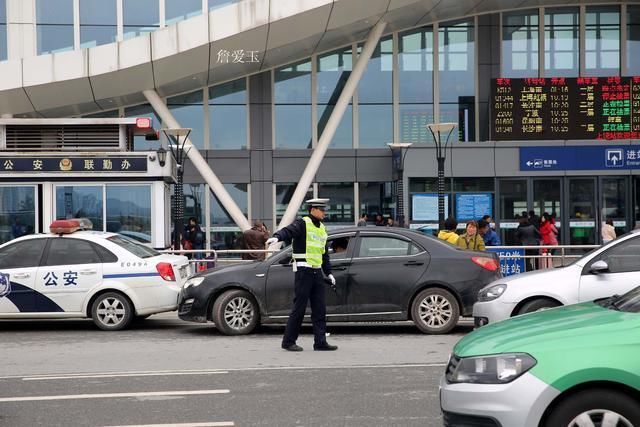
[
  {"left": 0, "top": 186, "right": 36, "bottom": 244},
  {"left": 585, "top": 6, "right": 620, "bottom": 76},
  {"left": 317, "top": 183, "right": 354, "bottom": 225},
  {"left": 165, "top": 0, "right": 202, "bottom": 25},
  {"left": 123, "top": 0, "right": 160, "bottom": 39},
  {"left": 275, "top": 183, "right": 313, "bottom": 222},
  {"left": 399, "top": 27, "right": 434, "bottom": 143},
  {"left": 628, "top": 6, "right": 640, "bottom": 75},
  {"left": 209, "top": 184, "right": 247, "bottom": 250},
  {"left": 502, "top": 10, "right": 539, "bottom": 77},
  {"left": 359, "top": 182, "right": 395, "bottom": 225},
  {"left": 106, "top": 185, "right": 152, "bottom": 242},
  {"left": 274, "top": 60, "right": 312, "bottom": 149},
  {"left": 317, "top": 47, "right": 353, "bottom": 148},
  {"left": 0, "top": 0, "right": 6, "bottom": 61},
  {"left": 209, "top": 79, "right": 248, "bottom": 149},
  {"left": 168, "top": 90, "right": 205, "bottom": 149},
  {"left": 209, "top": 0, "right": 242, "bottom": 10},
  {"left": 545, "top": 8, "right": 580, "bottom": 77},
  {"left": 439, "top": 20, "right": 475, "bottom": 142},
  {"left": 182, "top": 184, "right": 205, "bottom": 226},
  {"left": 358, "top": 37, "right": 393, "bottom": 148},
  {"left": 80, "top": 0, "right": 117, "bottom": 48},
  {"left": 36, "top": 0, "right": 74, "bottom": 54}
]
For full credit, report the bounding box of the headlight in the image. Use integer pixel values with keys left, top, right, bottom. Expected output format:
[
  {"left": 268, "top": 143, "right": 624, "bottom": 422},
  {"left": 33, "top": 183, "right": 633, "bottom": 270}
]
[
  {"left": 478, "top": 284, "right": 507, "bottom": 302},
  {"left": 446, "top": 353, "right": 536, "bottom": 384},
  {"left": 183, "top": 277, "right": 205, "bottom": 290}
]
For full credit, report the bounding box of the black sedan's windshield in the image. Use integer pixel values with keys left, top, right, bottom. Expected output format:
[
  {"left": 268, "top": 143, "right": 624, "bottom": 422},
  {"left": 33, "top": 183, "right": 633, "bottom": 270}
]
[{"left": 602, "top": 286, "right": 640, "bottom": 313}]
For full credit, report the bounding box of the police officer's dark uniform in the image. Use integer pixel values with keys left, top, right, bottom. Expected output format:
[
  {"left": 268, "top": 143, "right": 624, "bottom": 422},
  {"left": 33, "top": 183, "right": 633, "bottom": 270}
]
[{"left": 268, "top": 198, "right": 338, "bottom": 352}]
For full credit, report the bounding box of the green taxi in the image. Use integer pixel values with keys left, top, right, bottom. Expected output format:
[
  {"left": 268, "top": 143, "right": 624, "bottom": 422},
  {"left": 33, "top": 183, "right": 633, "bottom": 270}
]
[{"left": 440, "top": 286, "right": 640, "bottom": 427}]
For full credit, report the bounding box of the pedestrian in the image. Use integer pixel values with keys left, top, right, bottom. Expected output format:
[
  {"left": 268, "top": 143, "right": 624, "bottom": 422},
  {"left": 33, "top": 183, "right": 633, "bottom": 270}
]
[
  {"left": 183, "top": 217, "right": 205, "bottom": 260},
  {"left": 241, "top": 220, "right": 270, "bottom": 261},
  {"left": 479, "top": 218, "right": 501, "bottom": 246},
  {"left": 265, "top": 198, "right": 337, "bottom": 352},
  {"left": 602, "top": 218, "right": 616, "bottom": 244},
  {"left": 374, "top": 214, "right": 385, "bottom": 226},
  {"left": 357, "top": 213, "right": 368, "bottom": 227},
  {"left": 438, "top": 217, "right": 460, "bottom": 245},
  {"left": 386, "top": 217, "right": 394, "bottom": 227},
  {"left": 529, "top": 210, "right": 540, "bottom": 230},
  {"left": 457, "top": 220, "right": 486, "bottom": 251},
  {"left": 516, "top": 217, "right": 541, "bottom": 271},
  {"left": 539, "top": 213, "right": 559, "bottom": 268},
  {"left": 11, "top": 218, "right": 27, "bottom": 239}
]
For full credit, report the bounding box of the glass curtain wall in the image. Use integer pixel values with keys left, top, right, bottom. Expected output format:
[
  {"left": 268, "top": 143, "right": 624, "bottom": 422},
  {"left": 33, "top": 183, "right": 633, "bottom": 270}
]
[
  {"left": 627, "top": 6, "right": 640, "bottom": 75},
  {"left": 123, "top": 0, "right": 160, "bottom": 39},
  {"left": 358, "top": 37, "right": 393, "bottom": 148},
  {"left": 165, "top": 0, "right": 202, "bottom": 25},
  {"left": 274, "top": 60, "right": 312, "bottom": 148},
  {"left": 36, "top": 0, "right": 74, "bottom": 54},
  {"left": 209, "top": 79, "right": 248, "bottom": 149},
  {"left": 0, "top": 186, "right": 36, "bottom": 244},
  {"left": 80, "top": 0, "right": 117, "bottom": 48},
  {"left": 0, "top": 0, "right": 6, "bottom": 61},
  {"left": 439, "top": 20, "right": 475, "bottom": 142},
  {"left": 545, "top": 8, "right": 580, "bottom": 77},
  {"left": 317, "top": 47, "right": 353, "bottom": 148},
  {"left": 182, "top": 184, "right": 205, "bottom": 226},
  {"left": 168, "top": 91, "right": 205, "bottom": 149},
  {"left": 209, "top": 0, "right": 242, "bottom": 11},
  {"left": 502, "top": 10, "right": 539, "bottom": 77},
  {"left": 359, "top": 182, "right": 395, "bottom": 225},
  {"left": 209, "top": 184, "right": 248, "bottom": 250},
  {"left": 275, "top": 184, "right": 313, "bottom": 222},
  {"left": 585, "top": 6, "right": 620, "bottom": 76},
  {"left": 317, "top": 183, "right": 354, "bottom": 225},
  {"left": 399, "top": 27, "right": 434, "bottom": 143}
]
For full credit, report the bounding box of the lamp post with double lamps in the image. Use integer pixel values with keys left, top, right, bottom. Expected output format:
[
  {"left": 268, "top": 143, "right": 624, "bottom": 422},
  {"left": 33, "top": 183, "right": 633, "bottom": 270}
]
[
  {"left": 427, "top": 123, "right": 457, "bottom": 231},
  {"left": 387, "top": 142, "right": 413, "bottom": 227},
  {"left": 159, "top": 128, "right": 192, "bottom": 251}
]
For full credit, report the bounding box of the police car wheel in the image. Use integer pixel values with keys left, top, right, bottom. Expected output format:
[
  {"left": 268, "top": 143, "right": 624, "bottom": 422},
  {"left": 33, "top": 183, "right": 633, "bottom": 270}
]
[
  {"left": 411, "top": 288, "right": 459, "bottom": 334},
  {"left": 212, "top": 290, "right": 259, "bottom": 335},
  {"left": 91, "top": 292, "right": 134, "bottom": 331}
]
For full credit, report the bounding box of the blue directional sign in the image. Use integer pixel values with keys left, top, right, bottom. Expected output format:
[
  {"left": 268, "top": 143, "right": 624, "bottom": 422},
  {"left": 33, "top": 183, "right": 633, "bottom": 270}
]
[
  {"left": 520, "top": 145, "right": 640, "bottom": 171},
  {"left": 486, "top": 248, "right": 526, "bottom": 277}
]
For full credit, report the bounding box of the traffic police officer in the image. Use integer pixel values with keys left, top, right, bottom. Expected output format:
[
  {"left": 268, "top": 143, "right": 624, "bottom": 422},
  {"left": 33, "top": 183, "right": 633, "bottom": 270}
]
[{"left": 266, "top": 198, "right": 338, "bottom": 352}]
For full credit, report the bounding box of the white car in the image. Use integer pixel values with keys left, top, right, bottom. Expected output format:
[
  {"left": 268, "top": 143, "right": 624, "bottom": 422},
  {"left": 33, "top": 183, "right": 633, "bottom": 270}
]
[
  {"left": 473, "top": 229, "right": 640, "bottom": 326},
  {"left": 0, "top": 219, "right": 190, "bottom": 330}
]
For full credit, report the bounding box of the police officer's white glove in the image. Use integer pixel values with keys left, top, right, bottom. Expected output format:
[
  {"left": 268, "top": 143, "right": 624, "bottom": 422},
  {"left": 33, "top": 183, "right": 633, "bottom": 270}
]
[
  {"left": 266, "top": 237, "right": 279, "bottom": 246},
  {"left": 328, "top": 274, "right": 336, "bottom": 286}
]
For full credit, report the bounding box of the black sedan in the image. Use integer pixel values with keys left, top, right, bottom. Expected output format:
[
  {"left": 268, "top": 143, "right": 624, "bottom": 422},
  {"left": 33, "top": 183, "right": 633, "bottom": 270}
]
[{"left": 178, "top": 227, "right": 501, "bottom": 335}]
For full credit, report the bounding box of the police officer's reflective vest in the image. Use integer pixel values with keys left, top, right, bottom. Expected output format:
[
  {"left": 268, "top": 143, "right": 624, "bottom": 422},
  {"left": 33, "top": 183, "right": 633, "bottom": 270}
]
[{"left": 292, "top": 216, "right": 327, "bottom": 267}]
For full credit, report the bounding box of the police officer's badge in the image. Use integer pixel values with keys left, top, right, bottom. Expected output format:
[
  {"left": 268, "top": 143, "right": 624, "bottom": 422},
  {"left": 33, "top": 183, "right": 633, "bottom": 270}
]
[{"left": 0, "top": 272, "right": 11, "bottom": 298}]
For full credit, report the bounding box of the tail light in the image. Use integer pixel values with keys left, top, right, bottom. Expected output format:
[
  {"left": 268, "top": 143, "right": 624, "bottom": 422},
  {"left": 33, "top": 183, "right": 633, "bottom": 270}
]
[
  {"left": 471, "top": 256, "right": 500, "bottom": 272},
  {"left": 156, "top": 262, "right": 176, "bottom": 281}
]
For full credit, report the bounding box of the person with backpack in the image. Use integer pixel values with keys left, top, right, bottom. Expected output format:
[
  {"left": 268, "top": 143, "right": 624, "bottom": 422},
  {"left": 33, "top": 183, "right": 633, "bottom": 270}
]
[{"left": 183, "top": 217, "right": 205, "bottom": 260}]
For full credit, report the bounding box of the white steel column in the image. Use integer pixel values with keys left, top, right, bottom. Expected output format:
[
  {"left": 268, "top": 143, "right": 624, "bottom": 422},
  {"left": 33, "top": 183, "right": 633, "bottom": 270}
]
[
  {"left": 278, "top": 21, "right": 387, "bottom": 229},
  {"left": 143, "top": 89, "right": 251, "bottom": 231}
]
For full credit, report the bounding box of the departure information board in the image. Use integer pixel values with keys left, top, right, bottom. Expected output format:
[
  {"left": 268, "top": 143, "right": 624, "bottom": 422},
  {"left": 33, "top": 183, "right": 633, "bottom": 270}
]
[{"left": 492, "top": 77, "right": 640, "bottom": 141}]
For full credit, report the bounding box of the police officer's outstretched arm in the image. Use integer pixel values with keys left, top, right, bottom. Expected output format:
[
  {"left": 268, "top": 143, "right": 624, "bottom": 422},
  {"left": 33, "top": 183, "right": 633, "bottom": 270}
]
[{"left": 271, "top": 218, "right": 306, "bottom": 245}]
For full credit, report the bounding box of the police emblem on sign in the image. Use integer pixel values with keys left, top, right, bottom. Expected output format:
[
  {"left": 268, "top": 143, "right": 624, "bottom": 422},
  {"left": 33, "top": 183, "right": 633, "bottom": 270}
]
[{"left": 0, "top": 272, "right": 11, "bottom": 298}]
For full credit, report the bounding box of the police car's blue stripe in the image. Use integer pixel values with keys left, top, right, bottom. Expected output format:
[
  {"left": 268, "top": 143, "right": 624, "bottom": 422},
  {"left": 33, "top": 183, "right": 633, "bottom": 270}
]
[
  {"left": 5, "top": 282, "right": 65, "bottom": 313},
  {"left": 103, "top": 273, "right": 160, "bottom": 279}
]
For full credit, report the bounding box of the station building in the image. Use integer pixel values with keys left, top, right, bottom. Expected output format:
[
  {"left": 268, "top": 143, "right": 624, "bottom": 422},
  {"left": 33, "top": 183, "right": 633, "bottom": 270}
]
[{"left": 0, "top": 0, "right": 639, "bottom": 249}]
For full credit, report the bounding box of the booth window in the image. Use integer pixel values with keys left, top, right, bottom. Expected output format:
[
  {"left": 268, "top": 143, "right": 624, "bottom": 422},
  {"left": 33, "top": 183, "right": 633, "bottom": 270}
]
[{"left": 0, "top": 186, "right": 37, "bottom": 244}]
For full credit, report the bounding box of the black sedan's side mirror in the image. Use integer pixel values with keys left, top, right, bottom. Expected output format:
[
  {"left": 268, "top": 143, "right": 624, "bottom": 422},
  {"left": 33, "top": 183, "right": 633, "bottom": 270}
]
[{"left": 590, "top": 260, "right": 609, "bottom": 274}]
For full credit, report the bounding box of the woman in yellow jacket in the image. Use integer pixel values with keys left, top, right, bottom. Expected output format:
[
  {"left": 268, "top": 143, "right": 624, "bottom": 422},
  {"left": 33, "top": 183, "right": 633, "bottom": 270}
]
[
  {"left": 457, "top": 220, "right": 486, "bottom": 251},
  {"left": 438, "top": 217, "right": 460, "bottom": 245}
]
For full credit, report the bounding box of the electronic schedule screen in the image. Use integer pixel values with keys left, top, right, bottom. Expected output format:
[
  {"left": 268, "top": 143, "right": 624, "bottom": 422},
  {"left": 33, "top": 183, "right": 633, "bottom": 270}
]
[{"left": 492, "top": 77, "right": 640, "bottom": 141}]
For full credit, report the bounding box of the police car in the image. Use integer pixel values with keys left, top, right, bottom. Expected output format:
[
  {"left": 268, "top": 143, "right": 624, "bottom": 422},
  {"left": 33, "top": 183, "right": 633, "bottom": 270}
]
[{"left": 0, "top": 219, "right": 190, "bottom": 330}]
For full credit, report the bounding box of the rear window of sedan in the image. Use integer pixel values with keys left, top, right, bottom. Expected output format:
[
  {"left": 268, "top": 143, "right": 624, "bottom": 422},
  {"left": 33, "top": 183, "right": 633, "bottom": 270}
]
[{"left": 107, "top": 235, "right": 160, "bottom": 259}]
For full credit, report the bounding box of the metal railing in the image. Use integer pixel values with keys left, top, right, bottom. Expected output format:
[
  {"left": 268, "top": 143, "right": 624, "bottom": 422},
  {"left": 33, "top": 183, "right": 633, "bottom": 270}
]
[{"left": 162, "top": 244, "right": 603, "bottom": 275}]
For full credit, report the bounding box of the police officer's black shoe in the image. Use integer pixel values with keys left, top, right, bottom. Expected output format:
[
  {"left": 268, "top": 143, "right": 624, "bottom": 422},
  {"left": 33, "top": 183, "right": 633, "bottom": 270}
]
[
  {"left": 313, "top": 342, "right": 338, "bottom": 351},
  {"left": 282, "top": 344, "right": 303, "bottom": 352}
]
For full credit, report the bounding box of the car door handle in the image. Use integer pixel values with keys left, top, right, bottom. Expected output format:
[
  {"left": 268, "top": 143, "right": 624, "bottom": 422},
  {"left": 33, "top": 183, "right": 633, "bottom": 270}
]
[
  {"left": 12, "top": 272, "right": 30, "bottom": 279},
  {"left": 404, "top": 261, "right": 423, "bottom": 266},
  {"left": 333, "top": 266, "right": 348, "bottom": 271},
  {"left": 79, "top": 270, "right": 97, "bottom": 275}
]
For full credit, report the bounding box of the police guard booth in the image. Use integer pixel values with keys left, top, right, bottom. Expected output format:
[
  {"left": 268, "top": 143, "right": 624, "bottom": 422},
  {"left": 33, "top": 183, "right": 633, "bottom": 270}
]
[{"left": 0, "top": 118, "right": 174, "bottom": 249}]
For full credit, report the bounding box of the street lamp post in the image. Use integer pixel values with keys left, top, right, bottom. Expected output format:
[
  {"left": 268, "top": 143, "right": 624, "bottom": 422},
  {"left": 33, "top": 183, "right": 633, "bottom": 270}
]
[
  {"left": 427, "top": 123, "right": 457, "bottom": 230},
  {"left": 160, "top": 128, "right": 192, "bottom": 251},
  {"left": 387, "top": 142, "right": 413, "bottom": 227}
]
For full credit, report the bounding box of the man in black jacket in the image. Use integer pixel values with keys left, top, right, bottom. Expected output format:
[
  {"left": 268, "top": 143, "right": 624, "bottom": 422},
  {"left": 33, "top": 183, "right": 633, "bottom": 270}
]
[{"left": 266, "top": 198, "right": 337, "bottom": 352}]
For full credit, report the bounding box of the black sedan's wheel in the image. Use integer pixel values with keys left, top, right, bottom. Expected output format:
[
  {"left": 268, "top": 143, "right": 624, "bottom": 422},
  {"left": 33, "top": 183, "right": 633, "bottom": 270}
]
[
  {"left": 412, "top": 288, "right": 459, "bottom": 334},
  {"left": 91, "top": 292, "right": 134, "bottom": 331},
  {"left": 544, "top": 390, "right": 640, "bottom": 427},
  {"left": 517, "top": 298, "right": 560, "bottom": 315},
  {"left": 212, "top": 290, "right": 259, "bottom": 335}
]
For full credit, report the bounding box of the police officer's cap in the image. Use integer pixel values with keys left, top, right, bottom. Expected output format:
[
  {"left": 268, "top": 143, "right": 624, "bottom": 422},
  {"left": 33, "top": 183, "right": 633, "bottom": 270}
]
[{"left": 306, "top": 198, "right": 329, "bottom": 209}]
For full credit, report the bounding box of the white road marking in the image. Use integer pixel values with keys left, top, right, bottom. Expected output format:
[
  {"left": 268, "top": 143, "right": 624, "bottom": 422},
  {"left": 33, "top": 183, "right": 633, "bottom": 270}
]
[
  {"left": 23, "top": 371, "right": 228, "bottom": 381},
  {"left": 2, "top": 363, "right": 446, "bottom": 382},
  {"left": 0, "top": 389, "right": 230, "bottom": 403},
  {"left": 103, "top": 423, "right": 234, "bottom": 427}
]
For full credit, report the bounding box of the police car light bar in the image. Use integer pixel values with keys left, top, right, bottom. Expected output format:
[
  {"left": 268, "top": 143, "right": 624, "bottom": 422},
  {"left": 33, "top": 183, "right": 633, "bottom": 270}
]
[{"left": 50, "top": 218, "right": 93, "bottom": 234}]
